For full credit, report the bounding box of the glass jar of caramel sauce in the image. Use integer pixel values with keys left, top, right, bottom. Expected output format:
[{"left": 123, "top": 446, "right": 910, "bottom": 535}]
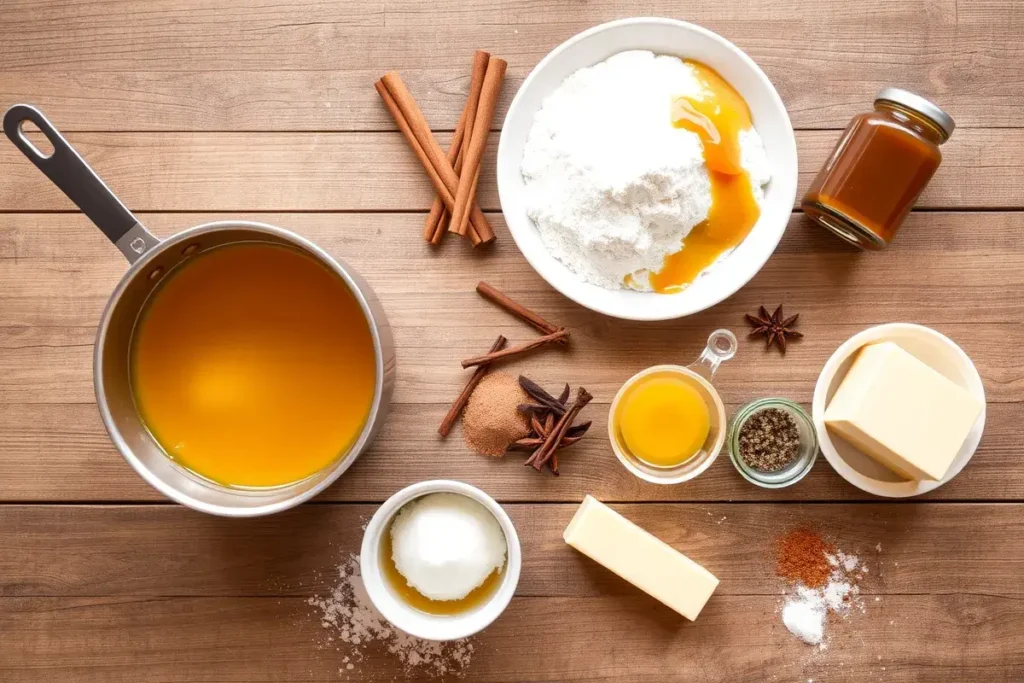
[{"left": 802, "top": 88, "right": 954, "bottom": 250}]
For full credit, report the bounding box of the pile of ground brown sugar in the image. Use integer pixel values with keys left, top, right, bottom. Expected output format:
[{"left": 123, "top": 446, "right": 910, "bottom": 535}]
[{"left": 462, "top": 372, "right": 530, "bottom": 456}]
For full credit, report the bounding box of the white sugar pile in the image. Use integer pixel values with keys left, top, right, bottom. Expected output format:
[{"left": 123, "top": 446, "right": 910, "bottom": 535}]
[
  {"left": 308, "top": 554, "right": 474, "bottom": 678},
  {"left": 781, "top": 550, "right": 866, "bottom": 647},
  {"left": 391, "top": 492, "right": 506, "bottom": 601}
]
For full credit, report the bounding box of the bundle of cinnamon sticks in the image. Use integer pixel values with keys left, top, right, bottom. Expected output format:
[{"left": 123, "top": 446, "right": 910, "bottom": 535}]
[{"left": 375, "top": 51, "right": 507, "bottom": 246}]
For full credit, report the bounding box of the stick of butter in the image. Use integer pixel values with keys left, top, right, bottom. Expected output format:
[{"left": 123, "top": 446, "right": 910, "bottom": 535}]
[
  {"left": 824, "top": 341, "right": 983, "bottom": 481},
  {"left": 563, "top": 495, "right": 719, "bottom": 621}
]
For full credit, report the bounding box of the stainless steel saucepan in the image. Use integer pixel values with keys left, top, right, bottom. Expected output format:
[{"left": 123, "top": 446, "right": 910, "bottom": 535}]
[{"left": 3, "top": 104, "right": 396, "bottom": 516}]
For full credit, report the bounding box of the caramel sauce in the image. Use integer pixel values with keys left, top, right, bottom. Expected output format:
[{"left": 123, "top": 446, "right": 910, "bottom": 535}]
[
  {"left": 801, "top": 105, "right": 944, "bottom": 249},
  {"left": 130, "top": 243, "right": 377, "bottom": 488},
  {"left": 650, "top": 61, "right": 761, "bottom": 293},
  {"left": 380, "top": 519, "right": 504, "bottom": 616}
]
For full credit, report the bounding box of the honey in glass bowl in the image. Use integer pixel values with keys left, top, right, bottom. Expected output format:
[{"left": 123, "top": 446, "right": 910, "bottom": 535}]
[{"left": 801, "top": 88, "right": 954, "bottom": 250}]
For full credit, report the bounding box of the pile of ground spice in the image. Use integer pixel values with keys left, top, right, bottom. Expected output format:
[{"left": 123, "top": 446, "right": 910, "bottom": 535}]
[
  {"left": 776, "top": 527, "right": 836, "bottom": 588},
  {"left": 773, "top": 528, "right": 872, "bottom": 647},
  {"left": 462, "top": 372, "right": 530, "bottom": 456}
]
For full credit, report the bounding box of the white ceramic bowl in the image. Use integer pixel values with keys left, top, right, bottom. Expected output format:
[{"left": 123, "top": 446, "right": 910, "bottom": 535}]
[
  {"left": 360, "top": 480, "right": 522, "bottom": 641},
  {"left": 812, "top": 324, "right": 986, "bottom": 498},
  {"left": 497, "top": 17, "right": 798, "bottom": 320}
]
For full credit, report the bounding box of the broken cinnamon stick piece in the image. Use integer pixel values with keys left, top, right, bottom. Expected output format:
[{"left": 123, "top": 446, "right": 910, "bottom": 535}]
[
  {"left": 526, "top": 387, "right": 593, "bottom": 471},
  {"left": 376, "top": 73, "right": 492, "bottom": 244},
  {"left": 438, "top": 335, "right": 506, "bottom": 437},
  {"left": 476, "top": 281, "right": 566, "bottom": 341},
  {"left": 565, "top": 421, "right": 592, "bottom": 438},
  {"left": 449, "top": 57, "right": 507, "bottom": 237},
  {"left": 508, "top": 435, "right": 583, "bottom": 451},
  {"left": 425, "top": 51, "right": 490, "bottom": 244},
  {"left": 460, "top": 328, "right": 569, "bottom": 369},
  {"left": 519, "top": 376, "right": 569, "bottom": 414},
  {"left": 518, "top": 402, "right": 567, "bottom": 418}
]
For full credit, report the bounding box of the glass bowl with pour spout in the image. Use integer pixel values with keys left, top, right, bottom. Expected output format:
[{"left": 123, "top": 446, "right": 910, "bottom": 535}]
[{"left": 608, "top": 329, "right": 738, "bottom": 485}]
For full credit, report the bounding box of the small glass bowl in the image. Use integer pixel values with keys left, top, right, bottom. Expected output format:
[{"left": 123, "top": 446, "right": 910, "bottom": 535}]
[{"left": 727, "top": 398, "right": 818, "bottom": 488}]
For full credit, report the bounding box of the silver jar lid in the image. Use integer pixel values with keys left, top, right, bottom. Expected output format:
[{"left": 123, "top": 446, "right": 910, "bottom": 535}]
[{"left": 875, "top": 88, "right": 955, "bottom": 140}]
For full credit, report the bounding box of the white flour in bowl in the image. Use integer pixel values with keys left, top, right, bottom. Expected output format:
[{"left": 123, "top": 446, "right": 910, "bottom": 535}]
[{"left": 520, "top": 50, "right": 771, "bottom": 291}]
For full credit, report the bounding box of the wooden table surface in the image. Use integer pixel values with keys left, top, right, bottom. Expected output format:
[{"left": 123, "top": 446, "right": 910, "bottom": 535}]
[{"left": 2, "top": 1, "right": 1023, "bottom": 681}]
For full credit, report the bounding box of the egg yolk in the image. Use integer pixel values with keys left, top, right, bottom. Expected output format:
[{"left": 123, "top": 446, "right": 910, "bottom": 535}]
[
  {"left": 617, "top": 375, "right": 711, "bottom": 468},
  {"left": 649, "top": 60, "right": 762, "bottom": 293}
]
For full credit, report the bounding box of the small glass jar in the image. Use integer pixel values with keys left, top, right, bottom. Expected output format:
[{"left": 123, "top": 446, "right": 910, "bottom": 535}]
[
  {"left": 727, "top": 398, "right": 818, "bottom": 489},
  {"left": 802, "top": 88, "right": 955, "bottom": 250}
]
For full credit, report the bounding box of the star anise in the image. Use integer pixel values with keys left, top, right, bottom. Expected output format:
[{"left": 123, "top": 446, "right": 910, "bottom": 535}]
[
  {"left": 507, "top": 377, "right": 591, "bottom": 475},
  {"left": 745, "top": 305, "right": 803, "bottom": 353}
]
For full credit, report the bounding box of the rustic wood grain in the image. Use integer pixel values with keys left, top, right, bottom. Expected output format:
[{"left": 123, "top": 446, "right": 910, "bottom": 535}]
[
  {"left": 0, "top": 402, "right": 1020, "bottom": 503},
  {"left": 1, "top": 129, "right": 1021, "bottom": 211},
  {"left": 4, "top": 212, "right": 1021, "bottom": 336},
  {"left": 1, "top": 504, "right": 1022, "bottom": 597},
  {"left": 2, "top": 0, "right": 1023, "bottom": 678},
  {"left": 1, "top": 0, "right": 1020, "bottom": 130},
  {"left": 1, "top": 595, "right": 1021, "bottom": 682},
  {"left": 2, "top": 321, "right": 1021, "bottom": 405},
  {"left": 2, "top": 212, "right": 1021, "bottom": 403}
]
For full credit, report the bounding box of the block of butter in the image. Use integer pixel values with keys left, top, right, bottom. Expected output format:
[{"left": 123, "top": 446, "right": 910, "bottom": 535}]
[
  {"left": 824, "top": 341, "right": 983, "bottom": 481},
  {"left": 563, "top": 495, "right": 718, "bottom": 620}
]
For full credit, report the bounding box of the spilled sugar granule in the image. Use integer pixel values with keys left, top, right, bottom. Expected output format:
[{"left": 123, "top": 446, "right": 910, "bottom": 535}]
[
  {"left": 776, "top": 531, "right": 871, "bottom": 648},
  {"left": 307, "top": 554, "right": 474, "bottom": 678}
]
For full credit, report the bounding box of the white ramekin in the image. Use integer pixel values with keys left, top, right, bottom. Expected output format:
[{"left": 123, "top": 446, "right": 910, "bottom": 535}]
[{"left": 360, "top": 480, "right": 522, "bottom": 641}]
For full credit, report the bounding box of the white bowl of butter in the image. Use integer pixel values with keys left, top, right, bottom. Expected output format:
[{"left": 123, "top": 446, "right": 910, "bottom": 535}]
[{"left": 812, "top": 324, "right": 986, "bottom": 498}]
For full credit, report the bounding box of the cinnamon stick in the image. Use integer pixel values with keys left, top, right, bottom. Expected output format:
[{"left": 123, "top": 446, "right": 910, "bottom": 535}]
[
  {"left": 376, "top": 78, "right": 482, "bottom": 246},
  {"left": 518, "top": 402, "right": 566, "bottom": 417},
  {"left": 460, "top": 328, "right": 569, "bottom": 369},
  {"left": 449, "top": 57, "right": 507, "bottom": 237},
  {"left": 508, "top": 435, "right": 583, "bottom": 451},
  {"left": 377, "top": 72, "right": 493, "bottom": 244},
  {"left": 438, "top": 335, "right": 507, "bottom": 437},
  {"left": 425, "top": 51, "right": 489, "bottom": 244},
  {"left": 518, "top": 376, "right": 569, "bottom": 414},
  {"left": 476, "top": 281, "right": 565, "bottom": 340},
  {"left": 526, "top": 387, "right": 593, "bottom": 471}
]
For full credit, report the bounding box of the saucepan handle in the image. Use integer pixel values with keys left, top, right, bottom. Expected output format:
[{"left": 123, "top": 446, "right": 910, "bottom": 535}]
[{"left": 3, "top": 104, "right": 159, "bottom": 264}]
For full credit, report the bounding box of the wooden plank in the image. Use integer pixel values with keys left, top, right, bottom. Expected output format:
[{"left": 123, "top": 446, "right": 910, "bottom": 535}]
[
  {"left": 0, "top": 401, "right": 1019, "bottom": 503},
  {"left": 1, "top": 594, "right": 1020, "bottom": 682},
  {"left": 0, "top": 130, "right": 1021, "bottom": 211},
  {"left": 1, "top": 503, "right": 1022, "bottom": 597},
  {"left": 1, "top": 1, "right": 1020, "bottom": 130},
  {"left": 2, "top": 212, "right": 1021, "bottom": 401},
  {"left": 4, "top": 212, "right": 1022, "bottom": 330},
  {"left": 1, "top": 320, "right": 1020, "bottom": 405}
]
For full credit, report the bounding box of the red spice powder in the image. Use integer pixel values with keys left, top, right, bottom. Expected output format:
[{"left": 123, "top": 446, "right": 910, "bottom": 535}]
[{"left": 776, "top": 527, "right": 835, "bottom": 588}]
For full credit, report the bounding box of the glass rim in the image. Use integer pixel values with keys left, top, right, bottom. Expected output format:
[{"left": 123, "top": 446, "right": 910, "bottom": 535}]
[{"left": 727, "top": 398, "right": 818, "bottom": 488}]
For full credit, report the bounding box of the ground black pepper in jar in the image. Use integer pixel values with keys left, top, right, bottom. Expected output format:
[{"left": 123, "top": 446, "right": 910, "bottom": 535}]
[
  {"left": 801, "top": 88, "right": 955, "bottom": 250},
  {"left": 738, "top": 407, "right": 800, "bottom": 472}
]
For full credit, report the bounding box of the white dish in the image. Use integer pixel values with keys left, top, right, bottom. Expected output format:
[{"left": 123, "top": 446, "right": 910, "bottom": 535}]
[
  {"left": 812, "top": 324, "right": 986, "bottom": 498},
  {"left": 360, "top": 480, "right": 521, "bottom": 641},
  {"left": 496, "top": 17, "right": 798, "bottom": 321}
]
